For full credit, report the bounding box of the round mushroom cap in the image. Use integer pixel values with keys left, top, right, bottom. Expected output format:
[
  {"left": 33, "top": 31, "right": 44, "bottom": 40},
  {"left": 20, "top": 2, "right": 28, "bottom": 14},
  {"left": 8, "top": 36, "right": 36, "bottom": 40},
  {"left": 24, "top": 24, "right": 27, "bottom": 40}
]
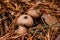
[
  {"left": 17, "top": 26, "right": 27, "bottom": 35},
  {"left": 17, "top": 15, "right": 34, "bottom": 27},
  {"left": 27, "top": 9, "right": 40, "bottom": 19}
]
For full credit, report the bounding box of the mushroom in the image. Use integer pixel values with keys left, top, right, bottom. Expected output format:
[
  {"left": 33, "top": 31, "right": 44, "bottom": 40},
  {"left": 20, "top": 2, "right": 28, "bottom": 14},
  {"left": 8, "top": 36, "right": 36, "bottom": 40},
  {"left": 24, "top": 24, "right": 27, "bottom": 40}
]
[
  {"left": 27, "top": 8, "right": 40, "bottom": 19},
  {"left": 17, "top": 15, "right": 34, "bottom": 27},
  {"left": 42, "top": 14, "right": 58, "bottom": 26},
  {"left": 16, "top": 26, "right": 27, "bottom": 35}
]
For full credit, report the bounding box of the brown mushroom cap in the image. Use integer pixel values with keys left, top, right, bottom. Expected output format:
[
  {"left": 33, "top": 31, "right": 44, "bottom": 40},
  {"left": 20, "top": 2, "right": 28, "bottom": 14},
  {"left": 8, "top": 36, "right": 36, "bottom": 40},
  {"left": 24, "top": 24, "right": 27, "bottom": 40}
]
[
  {"left": 42, "top": 14, "right": 58, "bottom": 26},
  {"left": 16, "top": 26, "right": 27, "bottom": 35},
  {"left": 17, "top": 15, "right": 34, "bottom": 27},
  {"left": 27, "top": 9, "right": 40, "bottom": 19}
]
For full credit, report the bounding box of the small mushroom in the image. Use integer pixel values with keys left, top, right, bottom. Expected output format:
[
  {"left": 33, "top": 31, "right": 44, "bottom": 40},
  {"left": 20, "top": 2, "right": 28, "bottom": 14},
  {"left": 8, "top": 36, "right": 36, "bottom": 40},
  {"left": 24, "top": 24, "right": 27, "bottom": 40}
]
[
  {"left": 17, "top": 15, "right": 34, "bottom": 27},
  {"left": 42, "top": 14, "right": 58, "bottom": 26},
  {"left": 27, "top": 9, "right": 40, "bottom": 19},
  {"left": 16, "top": 26, "right": 27, "bottom": 35}
]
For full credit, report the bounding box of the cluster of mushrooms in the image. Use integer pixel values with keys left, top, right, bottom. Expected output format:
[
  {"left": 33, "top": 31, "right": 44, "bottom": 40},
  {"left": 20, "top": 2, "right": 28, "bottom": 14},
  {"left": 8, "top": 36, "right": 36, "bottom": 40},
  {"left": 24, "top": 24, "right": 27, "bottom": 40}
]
[
  {"left": 16, "top": 6, "right": 41, "bottom": 35},
  {"left": 16, "top": 3, "right": 58, "bottom": 36}
]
